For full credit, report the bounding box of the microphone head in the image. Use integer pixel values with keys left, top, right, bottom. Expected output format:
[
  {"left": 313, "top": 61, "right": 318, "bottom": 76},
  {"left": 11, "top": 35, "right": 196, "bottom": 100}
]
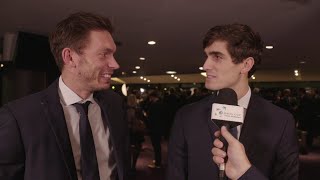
[
  {"left": 211, "top": 88, "right": 244, "bottom": 128},
  {"left": 215, "top": 88, "right": 237, "bottom": 105}
]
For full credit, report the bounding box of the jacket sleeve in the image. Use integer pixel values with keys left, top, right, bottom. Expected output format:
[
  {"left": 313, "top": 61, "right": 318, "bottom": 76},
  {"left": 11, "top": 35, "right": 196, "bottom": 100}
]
[
  {"left": 271, "top": 114, "right": 299, "bottom": 180},
  {"left": 238, "top": 165, "right": 268, "bottom": 180},
  {"left": 239, "top": 114, "right": 299, "bottom": 180},
  {"left": 0, "top": 105, "right": 25, "bottom": 180},
  {"left": 166, "top": 110, "right": 188, "bottom": 180}
]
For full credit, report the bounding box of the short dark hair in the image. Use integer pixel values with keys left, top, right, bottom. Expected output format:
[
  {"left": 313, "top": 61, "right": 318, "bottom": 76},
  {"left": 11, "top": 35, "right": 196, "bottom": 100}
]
[
  {"left": 49, "top": 12, "right": 113, "bottom": 70},
  {"left": 203, "top": 23, "right": 263, "bottom": 77}
]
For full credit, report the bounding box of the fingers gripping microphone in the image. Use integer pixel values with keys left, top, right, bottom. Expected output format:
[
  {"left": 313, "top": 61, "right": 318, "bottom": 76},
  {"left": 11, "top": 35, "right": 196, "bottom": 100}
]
[{"left": 211, "top": 88, "right": 244, "bottom": 180}]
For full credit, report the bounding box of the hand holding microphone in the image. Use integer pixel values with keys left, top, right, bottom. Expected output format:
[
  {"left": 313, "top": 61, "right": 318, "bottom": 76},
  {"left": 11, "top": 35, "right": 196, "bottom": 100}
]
[
  {"left": 212, "top": 126, "right": 251, "bottom": 180},
  {"left": 210, "top": 88, "right": 250, "bottom": 179}
]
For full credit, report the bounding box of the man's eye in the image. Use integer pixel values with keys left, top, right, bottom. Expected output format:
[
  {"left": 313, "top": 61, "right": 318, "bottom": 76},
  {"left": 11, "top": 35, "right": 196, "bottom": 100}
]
[{"left": 101, "top": 53, "right": 110, "bottom": 57}]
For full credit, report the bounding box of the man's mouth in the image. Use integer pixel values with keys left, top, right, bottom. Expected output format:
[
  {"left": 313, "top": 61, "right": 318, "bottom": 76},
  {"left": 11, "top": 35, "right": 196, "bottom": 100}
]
[
  {"left": 101, "top": 72, "right": 112, "bottom": 78},
  {"left": 206, "top": 74, "right": 217, "bottom": 78}
]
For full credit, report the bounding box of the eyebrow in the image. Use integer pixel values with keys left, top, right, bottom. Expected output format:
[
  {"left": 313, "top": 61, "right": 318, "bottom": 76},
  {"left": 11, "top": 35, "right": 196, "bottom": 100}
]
[
  {"left": 207, "top": 51, "right": 224, "bottom": 57},
  {"left": 101, "top": 48, "right": 116, "bottom": 53}
]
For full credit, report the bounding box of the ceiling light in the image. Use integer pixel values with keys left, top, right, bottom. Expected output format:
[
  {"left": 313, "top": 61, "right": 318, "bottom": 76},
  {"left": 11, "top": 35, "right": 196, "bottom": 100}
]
[
  {"left": 199, "top": 67, "right": 203, "bottom": 70},
  {"left": 294, "top": 70, "right": 298, "bottom": 73},
  {"left": 143, "top": 78, "right": 147, "bottom": 81},
  {"left": 139, "top": 57, "right": 146, "bottom": 60},
  {"left": 174, "top": 77, "right": 177, "bottom": 79},
  {"left": 201, "top": 72, "right": 207, "bottom": 77},
  {"left": 140, "top": 76, "right": 143, "bottom": 79},
  {"left": 171, "top": 75, "right": 174, "bottom": 77},
  {"left": 166, "top": 71, "right": 177, "bottom": 74},
  {"left": 121, "top": 72, "right": 126, "bottom": 75},
  {"left": 148, "top": 41, "right": 156, "bottom": 45},
  {"left": 147, "top": 80, "right": 150, "bottom": 82},
  {"left": 121, "top": 84, "right": 127, "bottom": 97},
  {"left": 135, "top": 66, "right": 140, "bottom": 69},
  {"left": 265, "top": 45, "right": 273, "bottom": 49},
  {"left": 132, "top": 71, "right": 137, "bottom": 74},
  {"left": 177, "top": 78, "right": 180, "bottom": 81},
  {"left": 300, "top": 61, "right": 306, "bottom": 64}
]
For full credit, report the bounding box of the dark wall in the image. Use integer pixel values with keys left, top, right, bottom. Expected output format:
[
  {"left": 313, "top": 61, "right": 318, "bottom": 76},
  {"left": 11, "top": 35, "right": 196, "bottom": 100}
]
[
  {"left": 1, "top": 68, "right": 46, "bottom": 105},
  {"left": 0, "top": 32, "right": 60, "bottom": 106}
]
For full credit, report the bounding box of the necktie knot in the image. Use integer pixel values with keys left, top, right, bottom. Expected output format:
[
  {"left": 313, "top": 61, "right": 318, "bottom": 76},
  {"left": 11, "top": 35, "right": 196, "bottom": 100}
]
[{"left": 74, "top": 101, "right": 91, "bottom": 115}]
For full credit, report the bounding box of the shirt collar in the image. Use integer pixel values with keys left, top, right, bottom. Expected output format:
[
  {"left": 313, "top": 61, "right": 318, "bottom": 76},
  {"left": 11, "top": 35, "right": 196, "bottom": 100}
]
[
  {"left": 238, "top": 87, "right": 251, "bottom": 109},
  {"left": 58, "top": 76, "right": 94, "bottom": 106}
]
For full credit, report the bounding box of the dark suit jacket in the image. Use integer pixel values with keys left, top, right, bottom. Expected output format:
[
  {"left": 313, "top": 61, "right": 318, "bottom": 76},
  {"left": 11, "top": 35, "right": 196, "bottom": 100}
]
[
  {"left": 167, "top": 94, "right": 299, "bottom": 180},
  {"left": 147, "top": 99, "right": 167, "bottom": 135},
  {"left": 0, "top": 80, "right": 130, "bottom": 180}
]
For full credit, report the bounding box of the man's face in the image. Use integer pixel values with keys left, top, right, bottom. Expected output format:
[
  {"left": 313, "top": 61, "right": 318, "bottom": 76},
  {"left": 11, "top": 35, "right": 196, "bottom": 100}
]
[
  {"left": 74, "top": 30, "right": 119, "bottom": 92},
  {"left": 203, "top": 40, "right": 244, "bottom": 91}
]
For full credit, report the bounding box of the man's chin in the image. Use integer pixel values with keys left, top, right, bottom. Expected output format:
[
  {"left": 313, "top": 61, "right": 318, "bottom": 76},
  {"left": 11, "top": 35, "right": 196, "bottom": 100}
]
[
  {"left": 95, "top": 83, "right": 110, "bottom": 91},
  {"left": 205, "top": 83, "right": 219, "bottom": 91}
]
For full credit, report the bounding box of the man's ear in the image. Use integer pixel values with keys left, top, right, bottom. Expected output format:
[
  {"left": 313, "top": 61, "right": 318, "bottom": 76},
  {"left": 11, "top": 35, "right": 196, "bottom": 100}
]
[
  {"left": 61, "top": 48, "right": 77, "bottom": 69},
  {"left": 241, "top": 57, "right": 254, "bottom": 74}
]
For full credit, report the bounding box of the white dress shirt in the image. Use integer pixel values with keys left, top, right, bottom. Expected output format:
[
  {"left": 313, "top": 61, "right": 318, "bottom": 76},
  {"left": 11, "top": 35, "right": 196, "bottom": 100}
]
[
  {"left": 58, "top": 76, "right": 115, "bottom": 180},
  {"left": 236, "top": 87, "right": 251, "bottom": 139}
]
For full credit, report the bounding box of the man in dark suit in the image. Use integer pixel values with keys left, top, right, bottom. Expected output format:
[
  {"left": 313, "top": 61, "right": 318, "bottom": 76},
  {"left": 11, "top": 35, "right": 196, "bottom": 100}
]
[
  {"left": 167, "top": 24, "right": 299, "bottom": 180},
  {"left": 146, "top": 91, "right": 166, "bottom": 168},
  {"left": 0, "top": 12, "right": 129, "bottom": 180}
]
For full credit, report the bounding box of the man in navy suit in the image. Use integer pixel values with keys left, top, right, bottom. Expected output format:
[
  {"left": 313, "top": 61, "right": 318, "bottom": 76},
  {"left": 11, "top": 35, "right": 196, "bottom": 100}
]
[
  {"left": 0, "top": 12, "right": 129, "bottom": 180},
  {"left": 167, "top": 24, "right": 299, "bottom": 180}
]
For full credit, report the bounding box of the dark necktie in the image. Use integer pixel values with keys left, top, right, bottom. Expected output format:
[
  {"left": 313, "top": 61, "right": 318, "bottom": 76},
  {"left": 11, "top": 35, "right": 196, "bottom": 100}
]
[
  {"left": 230, "top": 126, "right": 238, "bottom": 139},
  {"left": 74, "top": 101, "right": 100, "bottom": 180}
]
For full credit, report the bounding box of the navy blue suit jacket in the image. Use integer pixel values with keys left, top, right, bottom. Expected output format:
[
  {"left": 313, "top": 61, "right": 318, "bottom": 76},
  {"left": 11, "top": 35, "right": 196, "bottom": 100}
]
[
  {"left": 167, "top": 94, "right": 299, "bottom": 180},
  {"left": 0, "top": 80, "right": 129, "bottom": 180}
]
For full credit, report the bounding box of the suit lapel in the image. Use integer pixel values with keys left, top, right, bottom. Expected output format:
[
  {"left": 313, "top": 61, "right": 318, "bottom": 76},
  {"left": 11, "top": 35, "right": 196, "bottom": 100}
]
[
  {"left": 94, "top": 91, "right": 122, "bottom": 151},
  {"left": 205, "top": 94, "right": 220, "bottom": 142},
  {"left": 41, "top": 80, "right": 77, "bottom": 180},
  {"left": 239, "top": 95, "right": 262, "bottom": 160},
  {"left": 94, "top": 91, "right": 116, "bottom": 135},
  {"left": 94, "top": 91, "right": 123, "bottom": 180}
]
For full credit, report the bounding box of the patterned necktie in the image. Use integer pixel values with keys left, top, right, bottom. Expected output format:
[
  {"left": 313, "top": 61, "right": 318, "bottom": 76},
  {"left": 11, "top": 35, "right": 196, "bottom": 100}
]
[{"left": 74, "top": 101, "right": 100, "bottom": 180}]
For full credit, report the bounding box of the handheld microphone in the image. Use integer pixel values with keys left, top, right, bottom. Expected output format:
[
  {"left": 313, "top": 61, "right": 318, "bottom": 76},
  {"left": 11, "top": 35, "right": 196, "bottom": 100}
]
[{"left": 211, "top": 88, "right": 244, "bottom": 180}]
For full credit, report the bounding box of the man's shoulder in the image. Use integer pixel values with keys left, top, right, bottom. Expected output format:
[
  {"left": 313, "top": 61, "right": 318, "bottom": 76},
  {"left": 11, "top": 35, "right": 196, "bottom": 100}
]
[
  {"left": 4, "top": 80, "right": 59, "bottom": 111},
  {"left": 177, "top": 95, "right": 213, "bottom": 114},
  {"left": 5, "top": 90, "right": 47, "bottom": 110},
  {"left": 94, "top": 89, "right": 125, "bottom": 110},
  {"left": 250, "top": 94, "right": 294, "bottom": 124},
  {"left": 183, "top": 94, "right": 212, "bottom": 106},
  {"left": 251, "top": 95, "right": 292, "bottom": 114}
]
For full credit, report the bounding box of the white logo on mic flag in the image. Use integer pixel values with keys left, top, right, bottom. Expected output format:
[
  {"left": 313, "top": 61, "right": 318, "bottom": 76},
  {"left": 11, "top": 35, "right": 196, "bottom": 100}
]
[{"left": 211, "top": 103, "right": 244, "bottom": 123}]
